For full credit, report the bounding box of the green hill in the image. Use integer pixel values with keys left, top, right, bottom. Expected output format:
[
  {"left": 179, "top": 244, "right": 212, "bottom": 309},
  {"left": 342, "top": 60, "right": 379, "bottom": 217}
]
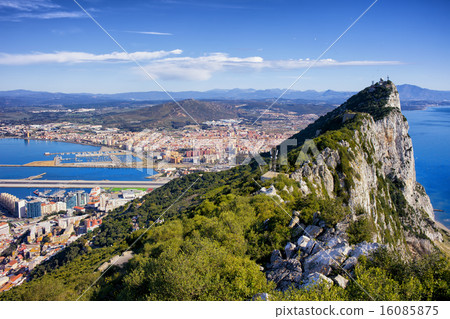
[{"left": 102, "top": 99, "right": 238, "bottom": 130}]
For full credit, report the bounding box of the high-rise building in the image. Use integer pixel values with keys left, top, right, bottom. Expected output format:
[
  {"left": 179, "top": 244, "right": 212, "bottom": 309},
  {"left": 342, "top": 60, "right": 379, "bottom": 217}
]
[
  {"left": 55, "top": 201, "right": 66, "bottom": 212},
  {"left": 76, "top": 191, "right": 88, "bottom": 206},
  {"left": 0, "top": 193, "right": 19, "bottom": 213},
  {"left": 65, "top": 194, "right": 77, "bottom": 210},
  {"left": 14, "top": 200, "right": 26, "bottom": 218},
  {"left": 41, "top": 202, "right": 58, "bottom": 216},
  {"left": 27, "top": 201, "right": 42, "bottom": 218}
]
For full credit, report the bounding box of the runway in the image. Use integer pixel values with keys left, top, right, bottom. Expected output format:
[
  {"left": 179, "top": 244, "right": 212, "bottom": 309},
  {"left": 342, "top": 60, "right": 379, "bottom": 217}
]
[{"left": 0, "top": 179, "right": 168, "bottom": 189}]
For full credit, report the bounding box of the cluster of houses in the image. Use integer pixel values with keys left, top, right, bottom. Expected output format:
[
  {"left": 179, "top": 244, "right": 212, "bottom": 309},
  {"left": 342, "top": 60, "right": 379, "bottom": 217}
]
[
  {"left": 0, "top": 187, "right": 150, "bottom": 293},
  {"left": 0, "top": 213, "right": 107, "bottom": 292}
]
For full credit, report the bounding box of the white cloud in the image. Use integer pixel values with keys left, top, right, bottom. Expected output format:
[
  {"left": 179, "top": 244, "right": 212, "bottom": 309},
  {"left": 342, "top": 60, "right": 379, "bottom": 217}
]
[
  {"left": 125, "top": 31, "right": 173, "bottom": 36},
  {"left": 12, "top": 11, "right": 86, "bottom": 19},
  {"left": 0, "top": 49, "right": 401, "bottom": 81},
  {"left": 0, "top": 50, "right": 183, "bottom": 65},
  {"left": 266, "top": 58, "right": 402, "bottom": 69},
  {"left": 143, "top": 53, "right": 264, "bottom": 80},
  {"left": 0, "top": 0, "right": 59, "bottom": 11},
  {"left": 141, "top": 53, "right": 401, "bottom": 81},
  {"left": 0, "top": 0, "right": 88, "bottom": 21}
]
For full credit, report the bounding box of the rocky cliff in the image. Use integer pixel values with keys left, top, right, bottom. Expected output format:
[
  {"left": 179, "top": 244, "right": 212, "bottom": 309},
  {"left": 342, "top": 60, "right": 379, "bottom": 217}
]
[{"left": 265, "top": 80, "right": 444, "bottom": 291}]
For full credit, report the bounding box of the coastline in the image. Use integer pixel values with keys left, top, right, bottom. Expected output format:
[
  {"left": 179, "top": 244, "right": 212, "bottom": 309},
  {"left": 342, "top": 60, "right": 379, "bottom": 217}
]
[
  {"left": 404, "top": 106, "right": 450, "bottom": 229},
  {"left": 0, "top": 136, "right": 156, "bottom": 170},
  {"left": 0, "top": 135, "right": 120, "bottom": 151}
]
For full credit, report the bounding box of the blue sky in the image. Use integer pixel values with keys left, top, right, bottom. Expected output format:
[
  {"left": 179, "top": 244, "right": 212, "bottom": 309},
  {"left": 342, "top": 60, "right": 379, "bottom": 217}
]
[{"left": 0, "top": 0, "right": 449, "bottom": 93}]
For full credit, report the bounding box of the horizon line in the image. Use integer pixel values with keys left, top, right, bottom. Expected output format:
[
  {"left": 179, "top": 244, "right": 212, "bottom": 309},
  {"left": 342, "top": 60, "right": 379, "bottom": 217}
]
[{"left": 0, "top": 83, "right": 446, "bottom": 95}]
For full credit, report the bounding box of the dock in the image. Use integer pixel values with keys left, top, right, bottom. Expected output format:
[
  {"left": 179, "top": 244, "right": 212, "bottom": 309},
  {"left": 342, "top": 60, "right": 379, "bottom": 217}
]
[
  {"left": 24, "top": 173, "right": 46, "bottom": 180},
  {"left": 44, "top": 150, "right": 128, "bottom": 156}
]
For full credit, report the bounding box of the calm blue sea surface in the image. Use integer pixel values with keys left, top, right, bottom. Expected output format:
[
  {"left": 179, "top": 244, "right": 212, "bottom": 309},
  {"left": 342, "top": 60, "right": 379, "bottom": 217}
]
[
  {"left": 404, "top": 106, "right": 450, "bottom": 228},
  {"left": 0, "top": 138, "right": 99, "bottom": 164},
  {"left": 0, "top": 138, "right": 155, "bottom": 200}
]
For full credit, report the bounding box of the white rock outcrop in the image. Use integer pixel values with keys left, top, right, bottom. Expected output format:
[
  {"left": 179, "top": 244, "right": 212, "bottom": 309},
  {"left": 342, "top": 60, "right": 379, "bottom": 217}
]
[{"left": 290, "top": 82, "right": 442, "bottom": 252}]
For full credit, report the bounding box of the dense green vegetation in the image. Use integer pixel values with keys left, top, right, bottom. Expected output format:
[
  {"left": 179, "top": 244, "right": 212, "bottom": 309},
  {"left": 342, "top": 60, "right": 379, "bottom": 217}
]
[
  {"left": 26, "top": 165, "right": 261, "bottom": 279},
  {"left": 348, "top": 249, "right": 450, "bottom": 301},
  {"left": 295, "top": 194, "right": 349, "bottom": 227},
  {"left": 2, "top": 165, "right": 447, "bottom": 301},
  {"left": 347, "top": 217, "right": 376, "bottom": 245},
  {"left": 342, "top": 81, "right": 396, "bottom": 121},
  {"left": 281, "top": 82, "right": 395, "bottom": 169},
  {"left": 93, "top": 193, "right": 285, "bottom": 300}
]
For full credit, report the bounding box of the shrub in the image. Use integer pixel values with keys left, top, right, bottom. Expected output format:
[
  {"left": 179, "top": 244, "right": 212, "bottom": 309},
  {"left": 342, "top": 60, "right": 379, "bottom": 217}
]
[{"left": 347, "top": 217, "right": 375, "bottom": 244}]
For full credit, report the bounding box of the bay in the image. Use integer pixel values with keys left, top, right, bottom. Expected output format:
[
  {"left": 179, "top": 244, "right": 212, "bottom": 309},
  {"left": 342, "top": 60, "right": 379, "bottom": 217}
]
[{"left": 0, "top": 138, "right": 155, "bottom": 200}]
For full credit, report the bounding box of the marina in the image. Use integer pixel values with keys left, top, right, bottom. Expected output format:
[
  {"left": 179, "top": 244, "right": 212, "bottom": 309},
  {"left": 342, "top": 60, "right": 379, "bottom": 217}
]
[
  {"left": 0, "top": 139, "right": 158, "bottom": 199},
  {"left": 0, "top": 138, "right": 146, "bottom": 169},
  {"left": 44, "top": 150, "right": 127, "bottom": 156}
]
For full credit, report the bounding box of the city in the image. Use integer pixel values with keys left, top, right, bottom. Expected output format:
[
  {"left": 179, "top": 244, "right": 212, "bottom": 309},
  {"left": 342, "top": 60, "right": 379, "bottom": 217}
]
[
  {"left": 0, "top": 185, "right": 149, "bottom": 292},
  {"left": 0, "top": 111, "right": 318, "bottom": 171}
]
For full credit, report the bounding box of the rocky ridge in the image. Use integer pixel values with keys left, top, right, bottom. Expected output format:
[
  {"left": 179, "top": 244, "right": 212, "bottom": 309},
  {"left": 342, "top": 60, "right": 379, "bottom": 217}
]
[
  {"left": 264, "top": 80, "right": 444, "bottom": 292},
  {"left": 265, "top": 210, "right": 381, "bottom": 291},
  {"left": 291, "top": 81, "right": 442, "bottom": 248}
]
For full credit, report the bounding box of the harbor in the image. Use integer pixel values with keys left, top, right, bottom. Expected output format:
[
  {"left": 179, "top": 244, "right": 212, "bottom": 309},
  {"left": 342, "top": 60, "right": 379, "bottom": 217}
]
[{"left": 0, "top": 148, "right": 153, "bottom": 169}]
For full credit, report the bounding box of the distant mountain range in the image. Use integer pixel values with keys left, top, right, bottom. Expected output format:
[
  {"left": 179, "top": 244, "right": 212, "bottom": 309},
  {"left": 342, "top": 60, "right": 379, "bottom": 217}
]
[
  {"left": 102, "top": 99, "right": 239, "bottom": 130},
  {"left": 0, "top": 84, "right": 449, "bottom": 107}
]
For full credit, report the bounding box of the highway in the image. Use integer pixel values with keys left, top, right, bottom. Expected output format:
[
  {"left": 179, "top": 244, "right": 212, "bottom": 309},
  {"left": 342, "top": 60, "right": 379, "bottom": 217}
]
[{"left": 0, "top": 179, "right": 169, "bottom": 189}]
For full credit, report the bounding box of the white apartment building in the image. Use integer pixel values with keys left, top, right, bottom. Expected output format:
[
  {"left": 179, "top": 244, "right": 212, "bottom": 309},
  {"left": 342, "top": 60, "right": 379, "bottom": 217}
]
[
  {"left": 15, "top": 200, "right": 26, "bottom": 218},
  {"left": 0, "top": 193, "right": 19, "bottom": 213}
]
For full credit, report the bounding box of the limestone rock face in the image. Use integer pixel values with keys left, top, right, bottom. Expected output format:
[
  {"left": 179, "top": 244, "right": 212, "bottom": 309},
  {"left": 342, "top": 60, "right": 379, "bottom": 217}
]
[
  {"left": 297, "top": 235, "right": 310, "bottom": 248},
  {"left": 301, "top": 272, "right": 333, "bottom": 290},
  {"left": 266, "top": 224, "right": 381, "bottom": 291},
  {"left": 350, "top": 242, "right": 381, "bottom": 259},
  {"left": 270, "top": 250, "right": 282, "bottom": 264},
  {"left": 265, "top": 82, "right": 444, "bottom": 292},
  {"left": 288, "top": 216, "right": 300, "bottom": 228},
  {"left": 284, "top": 242, "right": 297, "bottom": 259},
  {"left": 266, "top": 258, "right": 303, "bottom": 291},
  {"left": 291, "top": 148, "right": 339, "bottom": 199},
  {"left": 303, "top": 225, "right": 323, "bottom": 239},
  {"left": 303, "top": 242, "right": 351, "bottom": 276},
  {"left": 386, "top": 83, "right": 401, "bottom": 111},
  {"left": 333, "top": 275, "right": 349, "bottom": 289},
  {"left": 342, "top": 256, "right": 358, "bottom": 271},
  {"left": 290, "top": 82, "right": 442, "bottom": 253},
  {"left": 259, "top": 185, "right": 283, "bottom": 201}
]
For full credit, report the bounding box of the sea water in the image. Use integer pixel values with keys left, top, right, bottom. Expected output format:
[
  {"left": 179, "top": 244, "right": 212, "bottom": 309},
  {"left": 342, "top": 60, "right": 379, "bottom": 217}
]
[{"left": 404, "top": 106, "right": 450, "bottom": 228}]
